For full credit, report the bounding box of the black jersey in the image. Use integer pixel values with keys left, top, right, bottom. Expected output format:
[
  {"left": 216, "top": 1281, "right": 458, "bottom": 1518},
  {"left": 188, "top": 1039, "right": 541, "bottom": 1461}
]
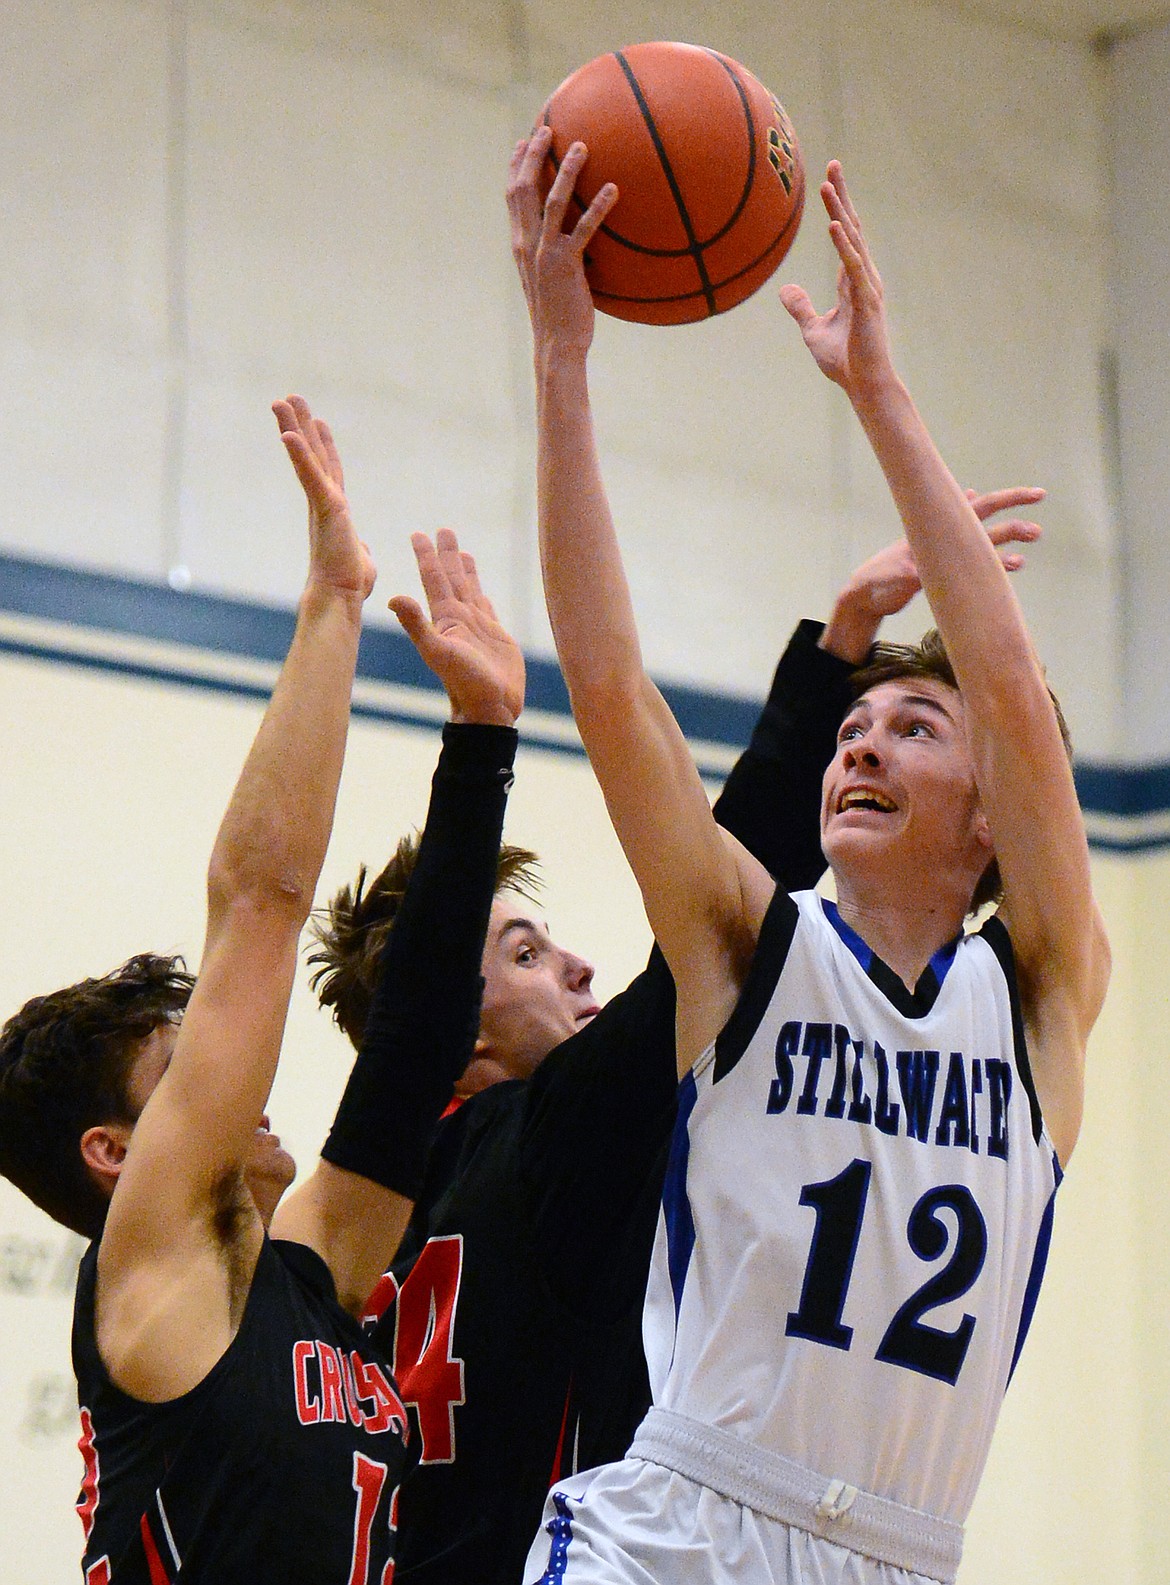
[
  {"left": 365, "top": 949, "right": 676, "bottom": 1585},
  {"left": 73, "top": 1235, "right": 409, "bottom": 1585}
]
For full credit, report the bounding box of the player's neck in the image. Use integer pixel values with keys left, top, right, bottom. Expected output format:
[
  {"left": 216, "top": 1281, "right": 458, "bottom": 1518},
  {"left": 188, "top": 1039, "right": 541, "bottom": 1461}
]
[{"left": 831, "top": 877, "right": 970, "bottom": 991}]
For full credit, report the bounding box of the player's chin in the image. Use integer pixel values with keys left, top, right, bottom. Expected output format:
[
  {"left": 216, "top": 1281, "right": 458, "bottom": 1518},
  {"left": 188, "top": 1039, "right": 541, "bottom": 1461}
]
[
  {"left": 823, "top": 815, "right": 901, "bottom": 863},
  {"left": 249, "top": 1137, "right": 297, "bottom": 1189}
]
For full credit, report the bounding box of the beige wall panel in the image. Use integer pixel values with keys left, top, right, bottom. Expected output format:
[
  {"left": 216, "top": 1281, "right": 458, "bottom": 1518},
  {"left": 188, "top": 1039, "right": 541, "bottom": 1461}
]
[
  {"left": 0, "top": 345, "right": 171, "bottom": 575},
  {"left": 963, "top": 849, "right": 1170, "bottom": 1583},
  {"left": 171, "top": 372, "right": 524, "bottom": 633},
  {"left": 544, "top": 446, "right": 838, "bottom": 694},
  {"left": 0, "top": 0, "right": 168, "bottom": 354},
  {"left": 832, "top": 4, "right": 1118, "bottom": 750},
  {"left": 184, "top": 10, "right": 516, "bottom": 411},
  {"left": 0, "top": 0, "right": 171, "bottom": 579},
  {"left": 209, "top": 0, "right": 522, "bottom": 94}
]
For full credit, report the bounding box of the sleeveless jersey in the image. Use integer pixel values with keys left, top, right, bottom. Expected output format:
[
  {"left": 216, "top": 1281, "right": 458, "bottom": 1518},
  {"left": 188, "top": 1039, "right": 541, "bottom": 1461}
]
[
  {"left": 643, "top": 888, "right": 1061, "bottom": 1526},
  {"left": 73, "top": 1235, "right": 409, "bottom": 1584}
]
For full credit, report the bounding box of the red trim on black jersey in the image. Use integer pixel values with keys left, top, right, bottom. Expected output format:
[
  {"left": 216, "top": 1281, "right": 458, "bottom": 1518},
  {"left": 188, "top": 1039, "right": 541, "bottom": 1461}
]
[
  {"left": 549, "top": 1377, "right": 574, "bottom": 1485},
  {"left": 140, "top": 1510, "right": 174, "bottom": 1585}
]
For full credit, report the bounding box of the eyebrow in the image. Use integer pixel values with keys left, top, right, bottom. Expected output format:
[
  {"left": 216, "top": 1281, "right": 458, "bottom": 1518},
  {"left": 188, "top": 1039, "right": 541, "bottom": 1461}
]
[
  {"left": 896, "top": 693, "right": 956, "bottom": 723},
  {"left": 843, "top": 692, "right": 957, "bottom": 726},
  {"left": 497, "top": 918, "right": 544, "bottom": 940}
]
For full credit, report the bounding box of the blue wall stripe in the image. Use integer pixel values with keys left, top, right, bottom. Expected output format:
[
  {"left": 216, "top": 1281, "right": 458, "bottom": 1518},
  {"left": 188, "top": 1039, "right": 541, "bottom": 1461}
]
[
  {"left": 1, "top": 551, "right": 1168, "bottom": 825},
  {"left": 0, "top": 634, "right": 593, "bottom": 762},
  {"left": 0, "top": 551, "right": 760, "bottom": 748},
  {"left": 1074, "top": 762, "right": 1170, "bottom": 817}
]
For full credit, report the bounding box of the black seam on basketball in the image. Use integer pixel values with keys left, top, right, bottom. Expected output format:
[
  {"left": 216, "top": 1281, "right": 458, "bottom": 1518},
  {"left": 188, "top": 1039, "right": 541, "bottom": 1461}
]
[
  {"left": 613, "top": 50, "right": 717, "bottom": 315},
  {"left": 693, "top": 50, "right": 758, "bottom": 248},
  {"left": 591, "top": 195, "right": 804, "bottom": 307}
]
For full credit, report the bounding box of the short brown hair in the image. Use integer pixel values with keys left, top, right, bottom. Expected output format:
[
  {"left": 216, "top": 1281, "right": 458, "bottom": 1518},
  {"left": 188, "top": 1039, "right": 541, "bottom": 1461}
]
[
  {"left": 309, "top": 839, "right": 542, "bottom": 1048},
  {"left": 849, "top": 629, "right": 1072, "bottom": 915},
  {"left": 0, "top": 954, "right": 194, "bottom": 1238}
]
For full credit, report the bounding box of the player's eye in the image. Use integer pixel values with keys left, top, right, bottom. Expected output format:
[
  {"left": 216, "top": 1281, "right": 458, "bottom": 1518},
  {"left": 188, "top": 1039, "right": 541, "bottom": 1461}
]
[
  {"left": 515, "top": 945, "right": 536, "bottom": 965},
  {"left": 904, "top": 720, "right": 935, "bottom": 738},
  {"left": 838, "top": 721, "right": 863, "bottom": 742}
]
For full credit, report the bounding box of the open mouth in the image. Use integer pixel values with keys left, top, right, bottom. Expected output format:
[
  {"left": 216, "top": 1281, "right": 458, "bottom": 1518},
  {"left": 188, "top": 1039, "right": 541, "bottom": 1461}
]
[{"left": 837, "top": 787, "right": 897, "bottom": 814}]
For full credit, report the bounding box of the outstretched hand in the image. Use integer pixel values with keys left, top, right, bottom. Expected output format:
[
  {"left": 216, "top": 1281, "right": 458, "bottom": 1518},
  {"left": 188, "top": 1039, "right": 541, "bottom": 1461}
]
[
  {"left": 273, "top": 396, "right": 376, "bottom": 602},
  {"left": 506, "top": 125, "right": 618, "bottom": 352},
  {"left": 779, "top": 161, "right": 893, "bottom": 396},
  {"left": 390, "top": 529, "right": 525, "bottom": 726},
  {"left": 821, "top": 487, "right": 1046, "bottom": 663}
]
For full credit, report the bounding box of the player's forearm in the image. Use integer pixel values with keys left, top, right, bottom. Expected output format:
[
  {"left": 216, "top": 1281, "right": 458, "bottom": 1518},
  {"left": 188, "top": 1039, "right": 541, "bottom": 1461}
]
[
  {"left": 535, "top": 344, "right": 645, "bottom": 711},
  {"left": 847, "top": 372, "right": 1040, "bottom": 702},
  {"left": 819, "top": 591, "right": 883, "bottom": 665},
  {"left": 321, "top": 723, "right": 519, "bottom": 1197},
  {"left": 207, "top": 581, "right": 363, "bottom": 922}
]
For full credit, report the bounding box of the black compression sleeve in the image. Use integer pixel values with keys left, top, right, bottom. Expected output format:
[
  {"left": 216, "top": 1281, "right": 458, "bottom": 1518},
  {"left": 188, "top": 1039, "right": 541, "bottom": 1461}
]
[
  {"left": 712, "top": 619, "right": 857, "bottom": 891},
  {"left": 320, "top": 722, "right": 518, "bottom": 1199}
]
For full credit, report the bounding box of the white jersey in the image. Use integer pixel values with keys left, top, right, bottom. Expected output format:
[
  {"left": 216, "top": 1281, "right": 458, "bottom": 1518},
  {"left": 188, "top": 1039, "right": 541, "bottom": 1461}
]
[{"left": 643, "top": 888, "right": 1061, "bottom": 1527}]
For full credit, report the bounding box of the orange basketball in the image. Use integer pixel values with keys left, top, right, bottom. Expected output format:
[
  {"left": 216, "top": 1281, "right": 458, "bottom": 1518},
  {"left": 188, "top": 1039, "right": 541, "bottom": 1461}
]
[{"left": 538, "top": 42, "right": 804, "bottom": 326}]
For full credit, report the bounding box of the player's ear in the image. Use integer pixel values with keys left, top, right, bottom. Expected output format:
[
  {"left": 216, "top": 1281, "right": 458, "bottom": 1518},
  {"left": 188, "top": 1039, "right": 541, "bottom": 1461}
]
[
  {"left": 80, "top": 1122, "right": 132, "bottom": 1195},
  {"left": 974, "top": 808, "right": 994, "bottom": 854}
]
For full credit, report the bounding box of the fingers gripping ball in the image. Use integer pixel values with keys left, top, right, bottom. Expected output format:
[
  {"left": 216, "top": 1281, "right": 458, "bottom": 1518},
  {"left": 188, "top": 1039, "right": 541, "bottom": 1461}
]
[{"left": 539, "top": 42, "right": 804, "bottom": 325}]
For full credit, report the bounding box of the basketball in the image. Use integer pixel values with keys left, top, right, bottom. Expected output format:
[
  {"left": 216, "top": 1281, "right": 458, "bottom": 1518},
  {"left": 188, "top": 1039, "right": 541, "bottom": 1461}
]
[{"left": 537, "top": 42, "right": 804, "bottom": 326}]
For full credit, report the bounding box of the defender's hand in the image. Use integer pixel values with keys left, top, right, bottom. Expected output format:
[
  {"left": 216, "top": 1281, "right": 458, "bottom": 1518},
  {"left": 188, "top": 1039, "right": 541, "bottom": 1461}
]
[
  {"left": 820, "top": 487, "right": 1046, "bottom": 663},
  {"left": 390, "top": 528, "right": 525, "bottom": 725},
  {"left": 273, "top": 395, "right": 376, "bottom": 602}
]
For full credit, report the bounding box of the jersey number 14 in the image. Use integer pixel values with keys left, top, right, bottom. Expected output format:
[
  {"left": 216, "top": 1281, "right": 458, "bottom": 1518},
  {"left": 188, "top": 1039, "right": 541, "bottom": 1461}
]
[{"left": 386, "top": 1235, "right": 467, "bottom": 1464}]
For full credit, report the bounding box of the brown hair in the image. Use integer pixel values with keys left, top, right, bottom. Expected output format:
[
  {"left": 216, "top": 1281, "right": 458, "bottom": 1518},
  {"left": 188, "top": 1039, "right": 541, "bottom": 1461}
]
[
  {"left": 0, "top": 954, "right": 194, "bottom": 1238},
  {"left": 849, "top": 629, "right": 1072, "bottom": 914},
  {"left": 309, "top": 838, "right": 542, "bottom": 1048}
]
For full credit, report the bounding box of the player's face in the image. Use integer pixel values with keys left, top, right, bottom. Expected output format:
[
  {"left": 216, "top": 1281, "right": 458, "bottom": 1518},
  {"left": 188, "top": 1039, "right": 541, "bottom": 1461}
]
[
  {"left": 476, "top": 893, "right": 600, "bottom": 1080},
  {"left": 124, "top": 1021, "right": 297, "bottom": 1217},
  {"left": 821, "top": 678, "right": 992, "bottom": 892}
]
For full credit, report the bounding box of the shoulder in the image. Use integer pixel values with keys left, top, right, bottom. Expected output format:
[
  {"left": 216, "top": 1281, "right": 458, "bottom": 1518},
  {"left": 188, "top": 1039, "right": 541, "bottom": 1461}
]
[
  {"left": 270, "top": 1236, "right": 340, "bottom": 1303},
  {"left": 404, "top": 1084, "right": 527, "bottom": 1219},
  {"left": 974, "top": 910, "right": 1093, "bottom": 1167},
  {"left": 710, "top": 889, "right": 805, "bottom": 1080}
]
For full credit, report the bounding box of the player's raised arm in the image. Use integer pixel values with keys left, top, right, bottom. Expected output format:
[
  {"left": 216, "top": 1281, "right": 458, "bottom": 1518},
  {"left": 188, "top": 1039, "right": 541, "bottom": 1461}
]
[
  {"left": 781, "top": 164, "right": 1109, "bottom": 1161},
  {"left": 508, "top": 129, "right": 773, "bottom": 1072},
  {"left": 94, "top": 397, "right": 373, "bottom": 1396},
  {"left": 272, "top": 529, "right": 524, "bottom": 1312}
]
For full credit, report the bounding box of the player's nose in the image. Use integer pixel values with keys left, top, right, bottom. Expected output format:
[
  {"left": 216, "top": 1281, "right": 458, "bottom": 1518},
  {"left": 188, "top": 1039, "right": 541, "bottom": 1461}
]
[
  {"left": 842, "top": 731, "right": 882, "bottom": 770},
  {"left": 564, "top": 952, "right": 595, "bottom": 992}
]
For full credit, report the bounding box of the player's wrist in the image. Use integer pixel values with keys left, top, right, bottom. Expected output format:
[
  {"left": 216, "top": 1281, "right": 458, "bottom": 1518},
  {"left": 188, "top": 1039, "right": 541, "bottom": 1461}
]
[
  {"left": 847, "top": 364, "right": 911, "bottom": 420},
  {"left": 819, "top": 593, "right": 880, "bottom": 665},
  {"left": 299, "top": 577, "right": 367, "bottom": 628},
  {"left": 535, "top": 335, "right": 591, "bottom": 380},
  {"left": 449, "top": 700, "right": 521, "bottom": 727}
]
